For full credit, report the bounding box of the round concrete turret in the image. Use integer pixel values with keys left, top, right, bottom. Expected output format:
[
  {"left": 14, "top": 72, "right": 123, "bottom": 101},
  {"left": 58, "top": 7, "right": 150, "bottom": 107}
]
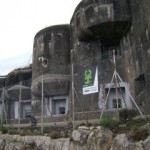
[
  {"left": 32, "top": 25, "right": 70, "bottom": 97},
  {"left": 71, "top": 0, "right": 131, "bottom": 43}
]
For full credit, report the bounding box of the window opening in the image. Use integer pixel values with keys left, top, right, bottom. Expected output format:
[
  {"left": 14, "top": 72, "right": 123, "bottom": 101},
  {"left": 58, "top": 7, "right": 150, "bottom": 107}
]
[
  {"left": 59, "top": 107, "right": 66, "bottom": 114},
  {"left": 112, "top": 98, "right": 122, "bottom": 108},
  {"left": 52, "top": 98, "right": 66, "bottom": 115},
  {"left": 101, "top": 44, "right": 121, "bottom": 59}
]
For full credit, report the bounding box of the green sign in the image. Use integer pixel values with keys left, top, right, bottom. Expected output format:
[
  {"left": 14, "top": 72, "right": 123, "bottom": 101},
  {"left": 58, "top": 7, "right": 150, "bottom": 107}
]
[
  {"left": 84, "top": 69, "right": 92, "bottom": 86},
  {"left": 82, "top": 66, "right": 98, "bottom": 95}
]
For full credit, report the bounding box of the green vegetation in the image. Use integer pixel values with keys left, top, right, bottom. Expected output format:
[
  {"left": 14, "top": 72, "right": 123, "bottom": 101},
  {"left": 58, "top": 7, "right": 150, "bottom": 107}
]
[
  {"left": 119, "top": 109, "right": 138, "bottom": 122},
  {"left": 99, "top": 110, "right": 150, "bottom": 141},
  {"left": 78, "top": 122, "right": 92, "bottom": 127},
  {"left": 100, "top": 117, "right": 119, "bottom": 130},
  {"left": 50, "top": 131, "right": 61, "bottom": 139},
  {"left": 0, "top": 109, "right": 149, "bottom": 142},
  {"left": 1, "top": 127, "right": 8, "bottom": 134}
]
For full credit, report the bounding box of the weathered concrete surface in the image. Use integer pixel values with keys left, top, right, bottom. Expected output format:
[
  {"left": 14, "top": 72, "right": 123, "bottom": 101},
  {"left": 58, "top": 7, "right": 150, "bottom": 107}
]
[
  {"left": 4, "top": 67, "right": 32, "bottom": 120},
  {"left": 32, "top": 25, "right": 70, "bottom": 97},
  {"left": 71, "top": 0, "right": 131, "bottom": 42}
]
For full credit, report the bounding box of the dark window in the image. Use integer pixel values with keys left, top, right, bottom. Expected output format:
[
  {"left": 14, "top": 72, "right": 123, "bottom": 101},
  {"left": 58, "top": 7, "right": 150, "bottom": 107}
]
[
  {"left": 10, "top": 101, "right": 15, "bottom": 119},
  {"left": 52, "top": 99, "right": 66, "bottom": 115},
  {"left": 101, "top": 44, "right": 121, "bottom": 59},
  {"left": 113, "top": 99, "right": 122, "bottom": 108},
  {"left": 59, "top": 107, "right": 65, "bottom": 114}
]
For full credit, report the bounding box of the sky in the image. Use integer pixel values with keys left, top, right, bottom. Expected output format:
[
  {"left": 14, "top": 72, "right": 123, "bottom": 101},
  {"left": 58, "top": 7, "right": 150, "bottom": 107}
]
[{"left": 0, "top": 0, "right": 81, "bottom": 75}]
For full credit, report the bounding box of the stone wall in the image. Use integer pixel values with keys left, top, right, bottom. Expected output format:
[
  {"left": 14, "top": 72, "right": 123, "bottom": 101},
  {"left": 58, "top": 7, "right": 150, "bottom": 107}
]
[{"left": 0, "top": 125, "right": 150, "bottom": 150}]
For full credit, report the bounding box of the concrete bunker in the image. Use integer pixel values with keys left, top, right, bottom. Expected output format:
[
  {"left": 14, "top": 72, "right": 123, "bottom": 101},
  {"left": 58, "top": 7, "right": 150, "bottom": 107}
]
[
  {"left": 5, "top": 67, "right": 32, "bottom": 122},
  {"left": 31, "top": 25, "right": 70, "bottom": 124}
]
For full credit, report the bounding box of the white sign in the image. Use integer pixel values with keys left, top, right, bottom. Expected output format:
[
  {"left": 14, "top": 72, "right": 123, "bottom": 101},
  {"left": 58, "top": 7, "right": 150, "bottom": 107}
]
[{"left": 82, "top": 66, "right": 98, "bottom": 95}]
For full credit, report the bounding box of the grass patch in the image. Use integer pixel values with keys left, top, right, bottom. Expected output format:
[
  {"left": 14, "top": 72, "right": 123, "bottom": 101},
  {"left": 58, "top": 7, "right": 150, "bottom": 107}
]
[
  {"left": 100, "top": 117, "right": 119, "bottom": 130},
  {"left": 99, "top": 115, "right": 150, "bottom": 141}
]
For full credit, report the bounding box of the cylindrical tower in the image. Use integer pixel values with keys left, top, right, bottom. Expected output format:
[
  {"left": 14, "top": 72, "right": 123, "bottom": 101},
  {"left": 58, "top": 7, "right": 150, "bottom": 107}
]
[
  {"left": 72, "top": 0, "right": 131, "bottom": 43},
  {"left": 70, "top": 0, "right": 131, "bottom": 121},
  {"left": 32, "top": 25, "right": 70, "bottom": 97}
]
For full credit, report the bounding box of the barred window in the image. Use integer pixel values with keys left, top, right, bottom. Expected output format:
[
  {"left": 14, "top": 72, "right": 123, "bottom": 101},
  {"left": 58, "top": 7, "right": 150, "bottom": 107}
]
[{"left": 112, "top": 98, "right": 122, "bottom": 109}]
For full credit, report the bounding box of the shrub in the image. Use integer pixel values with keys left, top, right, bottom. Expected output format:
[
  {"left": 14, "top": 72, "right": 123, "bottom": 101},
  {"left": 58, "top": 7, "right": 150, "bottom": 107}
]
[
  {"left": 119, "top": 109, "right": 138, "bottom": 122},
  {"left": 128, "top": 127, "right": 149, "bottom": 141},
  {"left": 50, "top": 131, "right": 61, "bottom": 139},
  {"left": 100, "top": 117, "right": 119, "bottom": 130},
  {"left": 78, "top": 122, "right": 92, "bottom": 127},
  {"left": 1, "top": 127, "right": 8, "bottom": 134}
]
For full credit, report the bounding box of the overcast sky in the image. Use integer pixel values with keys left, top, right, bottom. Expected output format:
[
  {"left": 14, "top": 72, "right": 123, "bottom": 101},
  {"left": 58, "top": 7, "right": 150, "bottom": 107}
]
[{"left": 0, "top": 0, "right": 81, "bottom": 75}]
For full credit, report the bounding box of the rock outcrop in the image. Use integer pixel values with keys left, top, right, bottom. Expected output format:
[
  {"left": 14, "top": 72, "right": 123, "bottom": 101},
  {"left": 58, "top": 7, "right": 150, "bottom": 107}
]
[{"left": 0, "top": 126, "right": 150, "bottom": 150}]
